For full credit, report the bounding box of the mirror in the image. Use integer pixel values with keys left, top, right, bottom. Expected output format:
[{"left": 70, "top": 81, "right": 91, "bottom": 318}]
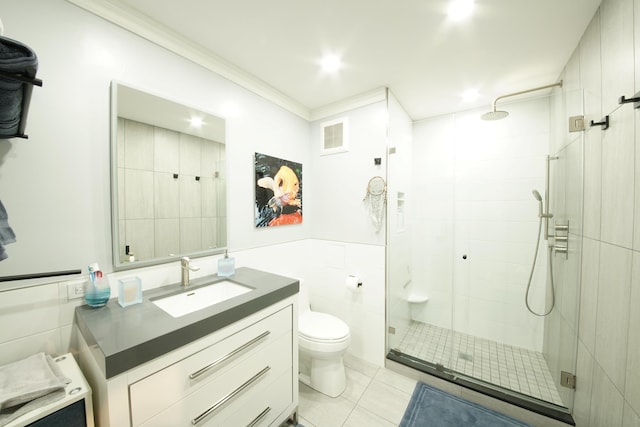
[{"left": 111, "top": 82, "right": 227, "bottom": 271}]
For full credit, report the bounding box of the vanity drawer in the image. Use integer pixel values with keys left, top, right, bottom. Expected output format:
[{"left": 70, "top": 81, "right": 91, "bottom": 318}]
[
  {"left": 130, "top": 305, "right": 292, "bottom": 426},
  {"left": 138, "top": 332, "right": 293, "bottom": 427},
  {"left": 220, "top": 370, "right": 293, "bottom": 427}
]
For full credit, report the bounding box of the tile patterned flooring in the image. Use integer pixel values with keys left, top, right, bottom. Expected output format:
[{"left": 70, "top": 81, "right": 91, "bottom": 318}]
[
  {"left": 297, "top": 353, "right": 571, "bottom": 427},
  {"left": 297, "top": 354, "right": 417, "bottom": 427},
  {"left": 394, "top": 320, "right": 564, "bottom": 406}
]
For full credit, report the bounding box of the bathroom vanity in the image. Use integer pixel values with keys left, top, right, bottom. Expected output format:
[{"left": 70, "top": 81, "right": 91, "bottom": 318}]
[{"left": 74, "top": 268, "right": 299, "bottom": 427}]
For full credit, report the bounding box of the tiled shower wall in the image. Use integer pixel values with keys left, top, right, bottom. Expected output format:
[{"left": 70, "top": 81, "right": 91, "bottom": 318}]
[
  {"left": 116, "top": 118, "right": 227, "bottom": 263},
  {"left": 554, "top": 0, "right": 640, "bottom": 425},
  {"left": 409, "top": 99, "right": 550, "bottom": 353}
]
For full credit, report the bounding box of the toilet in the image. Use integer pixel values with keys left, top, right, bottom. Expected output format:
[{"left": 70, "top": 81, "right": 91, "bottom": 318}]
[{"left": 297, "top": 279, "right": 350, "bottom": 397}]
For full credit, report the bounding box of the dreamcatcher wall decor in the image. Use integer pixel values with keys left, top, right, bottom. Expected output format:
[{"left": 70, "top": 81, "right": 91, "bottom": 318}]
[{"left": 363, "top": 176, "right": 386, "bottom": 233}]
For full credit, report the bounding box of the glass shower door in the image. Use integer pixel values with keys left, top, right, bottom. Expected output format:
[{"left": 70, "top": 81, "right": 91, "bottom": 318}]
[
  {"left": 448, "top": 97, "right": 557, "bottom": 403},
  {"left": 448, "top": 89, "right": 583, "bottom": 414},
  {"left": 386, "top": 88, "right": 583, "bottom": 422}
]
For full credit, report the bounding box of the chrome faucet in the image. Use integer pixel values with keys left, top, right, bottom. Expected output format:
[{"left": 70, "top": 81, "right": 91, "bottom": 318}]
[{"left": 181, "top": 257, "right": 200, "bottom": 287}]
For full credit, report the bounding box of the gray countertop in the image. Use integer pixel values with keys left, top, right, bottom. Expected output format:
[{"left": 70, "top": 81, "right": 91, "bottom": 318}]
[{"left": 74, "top": 267, "right": 298, "bottom": 379}]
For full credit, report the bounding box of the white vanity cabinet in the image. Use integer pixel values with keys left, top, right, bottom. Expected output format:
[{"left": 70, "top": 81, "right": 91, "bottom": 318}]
[{"left": 77, "top": 295, "right": 298, "bottom": 427}]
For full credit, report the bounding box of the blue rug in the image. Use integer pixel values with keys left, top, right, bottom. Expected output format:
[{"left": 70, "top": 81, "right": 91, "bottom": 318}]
[{"left": 400, "top": 382, "right": 533, "bottom": 427}]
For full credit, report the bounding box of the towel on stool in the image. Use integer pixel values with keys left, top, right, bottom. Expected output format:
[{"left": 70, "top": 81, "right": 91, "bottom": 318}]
[{"left": 0, "top": 353, "right": 70, "bottom": 426}]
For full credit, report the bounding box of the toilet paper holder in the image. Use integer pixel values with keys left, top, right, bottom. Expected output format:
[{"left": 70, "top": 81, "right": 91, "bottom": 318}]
[{"left": 347, "top": 275, "right": 363, "bottom": 288}]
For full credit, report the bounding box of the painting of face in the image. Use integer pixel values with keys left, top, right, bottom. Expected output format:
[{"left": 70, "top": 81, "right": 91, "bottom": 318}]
[{"left": 254, "top": 152, "right": 302, "bottom": 227}]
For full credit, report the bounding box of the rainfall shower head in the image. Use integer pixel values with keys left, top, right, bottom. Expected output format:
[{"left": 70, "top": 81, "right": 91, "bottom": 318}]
[{"left": 480, "top": 109, "right": 509, "bottom": 121}]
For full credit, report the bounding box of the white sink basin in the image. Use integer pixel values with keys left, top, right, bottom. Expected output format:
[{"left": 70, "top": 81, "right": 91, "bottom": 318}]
[{"left": 152, "top": 280, "right": 252, "bottom": 318}]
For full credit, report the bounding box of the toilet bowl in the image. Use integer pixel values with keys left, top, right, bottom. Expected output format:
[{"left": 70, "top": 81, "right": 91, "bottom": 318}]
[{"left": 297, "top": 280, "right": 350, "bottom": 397}]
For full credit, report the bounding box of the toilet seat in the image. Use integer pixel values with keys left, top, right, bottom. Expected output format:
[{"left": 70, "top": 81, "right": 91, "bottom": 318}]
[{"left": 299, "top": 311, "right": 349, "bottom": 342}]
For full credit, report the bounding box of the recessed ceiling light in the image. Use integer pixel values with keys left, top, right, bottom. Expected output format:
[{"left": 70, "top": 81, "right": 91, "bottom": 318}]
[
  {"left": 462, "top": 89, "right": 479, "bottom": 102},
  {"left": 321, "top": 55, "right": 342, "bottom": 73},
  {"left": 448, "top": 0, "right": 475, "bottom": 21}
]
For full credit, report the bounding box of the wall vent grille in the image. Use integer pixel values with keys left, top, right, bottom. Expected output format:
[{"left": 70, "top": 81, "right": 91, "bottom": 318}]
[{"left": 320, "top": 117, "right": 348, "bottom": 155}]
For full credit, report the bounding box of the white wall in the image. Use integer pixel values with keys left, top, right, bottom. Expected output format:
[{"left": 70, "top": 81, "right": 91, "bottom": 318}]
[
  {"left": 410, "top": 98, "right": 551, "bottom": 351},
  {"left": 0, "top": 0, "right": 389, "bottom": 369},
  {"left": 0, "top": 0, "right": 306, "bottom": 362},
  {"left": 303, "top": 100, "right": 390, "bottom": 365},
  {"left": 308, "top": 102, "right": 388, "bottom": 245},
  {"left": 0, "top": 0, "right": 310, "bottom": 280}
]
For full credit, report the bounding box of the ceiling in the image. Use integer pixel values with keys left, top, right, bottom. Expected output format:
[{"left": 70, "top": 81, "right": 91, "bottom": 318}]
[{"left": 103, "top": 0, "right": 601, "bottom": 121}]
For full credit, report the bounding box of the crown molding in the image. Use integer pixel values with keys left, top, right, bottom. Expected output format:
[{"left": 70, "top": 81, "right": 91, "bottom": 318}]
[
  {"left": 65, "top": 0, "right": 311, "bottom": 120},
  {"left": 309, "top": 87, "right": 388, "bottom": 121}
]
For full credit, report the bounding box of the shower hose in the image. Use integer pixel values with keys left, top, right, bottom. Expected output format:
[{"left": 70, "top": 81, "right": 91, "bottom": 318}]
[{"left": 525, "top": 215, "right": 555, "bottom": 316}]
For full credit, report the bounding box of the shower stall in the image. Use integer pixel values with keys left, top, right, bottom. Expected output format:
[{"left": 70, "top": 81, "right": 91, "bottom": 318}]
[{"left": 385, "top": 87, "right": 583, "bottom": 423}]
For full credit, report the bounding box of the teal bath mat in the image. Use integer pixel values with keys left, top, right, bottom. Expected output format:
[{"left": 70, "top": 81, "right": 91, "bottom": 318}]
[{"left": 400, "top": 382, "right": 533, "bottom": 427}]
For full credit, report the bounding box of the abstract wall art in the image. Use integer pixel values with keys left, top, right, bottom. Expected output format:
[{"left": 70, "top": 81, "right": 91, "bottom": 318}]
[{"left": 254, "top": 152, "right": 302, "bottom": 227}]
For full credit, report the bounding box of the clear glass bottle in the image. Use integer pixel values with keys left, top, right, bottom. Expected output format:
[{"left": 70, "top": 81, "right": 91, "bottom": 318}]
[
  {"left": 85, "top": 262, "right": 111, "bottom": 307},
  {"left": 217, "top": 250, "right": 235, "bottom": 277}
]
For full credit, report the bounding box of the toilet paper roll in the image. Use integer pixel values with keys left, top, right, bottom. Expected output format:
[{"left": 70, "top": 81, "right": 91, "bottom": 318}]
[{"left": 345, "top": 275, "right": 361, "bottom": 292}]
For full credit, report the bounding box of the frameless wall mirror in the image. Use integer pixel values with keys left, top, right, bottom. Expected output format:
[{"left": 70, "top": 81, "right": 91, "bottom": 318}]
[{"left": 111, "top": 81, "right": 227, "bottom": 271}]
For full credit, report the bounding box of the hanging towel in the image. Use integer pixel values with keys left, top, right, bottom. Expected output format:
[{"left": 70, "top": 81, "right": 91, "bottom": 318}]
[
  {"left": 0, "top": 35, "right": 38, "bottom": 137},
  {"left": 0, "top": 353, "right": 70, "bottom": 426},
  {"left": 0, "top": 200, "right": 15, "bottom": 246},
  {"left": 0, "top": 199, "right": 15, "bottom": 262}
]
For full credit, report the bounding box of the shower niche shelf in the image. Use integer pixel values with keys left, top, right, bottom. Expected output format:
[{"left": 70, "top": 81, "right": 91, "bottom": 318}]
[{"left": 406, "top": 293, "right": 429, "bottom": 304}]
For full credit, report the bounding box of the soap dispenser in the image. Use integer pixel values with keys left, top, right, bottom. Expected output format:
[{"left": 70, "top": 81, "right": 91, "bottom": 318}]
[{"left": 217, "top": 250, "right": 235, "bottom": 277}]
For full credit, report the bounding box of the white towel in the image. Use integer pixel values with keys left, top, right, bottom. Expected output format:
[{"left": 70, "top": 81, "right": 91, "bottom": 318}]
[
  {"left": 0, "top": 353, "right": 70, "bottom": 426},
  {"left": 0, "top": 200, "right": 15, "bottom": 246}
]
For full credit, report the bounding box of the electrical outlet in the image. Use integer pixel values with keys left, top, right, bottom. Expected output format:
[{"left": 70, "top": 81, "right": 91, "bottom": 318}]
[{"left": 67, "top": 279, "right": 87, "bottom": 300}]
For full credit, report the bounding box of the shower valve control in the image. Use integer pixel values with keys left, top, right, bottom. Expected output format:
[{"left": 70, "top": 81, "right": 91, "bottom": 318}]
[{"left": 553, "top": 221, "right": 569, "bottom": 259}]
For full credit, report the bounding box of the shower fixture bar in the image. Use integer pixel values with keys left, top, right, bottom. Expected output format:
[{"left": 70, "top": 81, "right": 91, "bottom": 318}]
[
  {"left": 543, "top": 155, "right": 559, "bottom": 240},
  {"left": 488, "top": 81, "right": 563, "bottom": 114},
  {"left": 481, "top": 80, "right": 563, "bottom": 121}
]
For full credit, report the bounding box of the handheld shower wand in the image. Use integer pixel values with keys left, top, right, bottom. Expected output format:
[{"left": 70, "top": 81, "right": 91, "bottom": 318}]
[
  {"left": 532, "top": 189, "right": 543, "bottom": 217},
  {"left": 525, "top": 188, "right": 556, "bottom": 317}
]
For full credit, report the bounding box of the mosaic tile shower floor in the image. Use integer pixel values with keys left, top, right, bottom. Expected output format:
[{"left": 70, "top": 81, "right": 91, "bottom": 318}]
[{"left": 395, "top": 321, "right": 564, "bottom": 406}]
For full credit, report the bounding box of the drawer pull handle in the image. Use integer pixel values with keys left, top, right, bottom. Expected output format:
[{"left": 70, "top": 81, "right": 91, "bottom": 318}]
[
  {"left": 189, "top": 331, "right": 270, "bottom": 380},
  {"left": 191, "top": 366, "right": 271, "bottom": 425},
  {"left": 247, "top": 406, "right": 271, "bottom": 427}
]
